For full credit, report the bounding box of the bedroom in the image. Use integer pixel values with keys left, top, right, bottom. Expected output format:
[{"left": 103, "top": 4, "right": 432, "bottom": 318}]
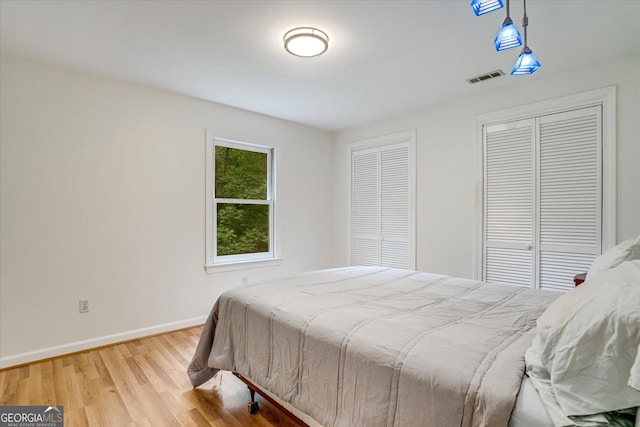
[{"left": 1, "top": 0, "right": 639, "bottom": 426}]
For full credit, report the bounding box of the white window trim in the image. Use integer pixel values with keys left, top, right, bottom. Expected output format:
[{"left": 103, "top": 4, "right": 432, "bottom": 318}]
[
  {"left": 205, "top": 132, "right": 281, "bottom": 274},
  {"left": 346, "top": 129, "right": 417, "bottom": 269},
  {"left": 473, "top": 86, "right": 617, "bottom": 280}
]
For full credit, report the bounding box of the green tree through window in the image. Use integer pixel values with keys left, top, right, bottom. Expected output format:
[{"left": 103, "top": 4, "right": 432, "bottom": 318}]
[{"left": 214, "top": 145, "right": 271, "bottom": 257}]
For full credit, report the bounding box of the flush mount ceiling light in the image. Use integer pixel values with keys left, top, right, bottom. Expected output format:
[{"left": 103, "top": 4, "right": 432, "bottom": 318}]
[
  {"left": 284, "top": 27, "right": 329, "bottom": 57},
  {"left": 470, "top": 0, "right": 504, "bottom": 16}
]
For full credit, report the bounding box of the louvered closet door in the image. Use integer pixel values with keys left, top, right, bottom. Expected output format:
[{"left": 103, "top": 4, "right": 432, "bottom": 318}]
[
  {"left": 538, "top": 106, "right": 602, "bottom": 291},
  {"left": 380, "top": 144, "right": 411, "bottom": 268},
  {"left": 484, "top": 120, "right": 535, "bottom": 287},
  {"left": 484, "top": 107, "right": 603, "bottom": 290},
  {"left": 351, "top": 142, "right": 412, "bottom": 268},
  {"left": 352, "top": 148, "right": 380, "bottom": 266}
]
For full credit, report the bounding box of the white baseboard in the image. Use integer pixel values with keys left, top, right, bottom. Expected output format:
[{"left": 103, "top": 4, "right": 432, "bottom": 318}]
[{"left": 0, "top": 316, "right": 207, "bottom": 369}]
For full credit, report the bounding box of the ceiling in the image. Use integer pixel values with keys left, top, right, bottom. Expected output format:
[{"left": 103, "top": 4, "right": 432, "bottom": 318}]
[{"left": 1, "top": 0, "right": 639, "bottom": 131}]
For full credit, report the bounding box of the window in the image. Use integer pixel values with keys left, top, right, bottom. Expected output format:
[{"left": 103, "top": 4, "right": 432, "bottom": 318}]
[
  {"left": 348, "top": 130, "right": 416, "bottom": 269},
  {"left": 476, "top": 87, "right": 616, "bottom": 291},
  {"left": 205, "top": 136, "right": 277, "bottom": 272}
]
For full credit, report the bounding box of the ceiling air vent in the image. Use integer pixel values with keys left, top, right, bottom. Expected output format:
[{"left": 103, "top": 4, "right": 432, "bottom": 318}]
[{"left": 466, "top": 70, "right": 505, "bottom": 84}]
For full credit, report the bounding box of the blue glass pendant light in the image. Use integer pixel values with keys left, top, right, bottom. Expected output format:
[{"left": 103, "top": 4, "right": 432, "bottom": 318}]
[
  {"left": 472, "top": 0, "right": 541, "bottom": 76},
  {"left": 512, "top": 47, "right": 541, "bottom": 75},
  {"left": 494, "top": 0, "right": 522, "bottom": 51},
  {"left": 511, "top": 0, "right": 541, "bottom": 75},
  {"left": 470, "top": 0, "right": 504, "bottom": 16}
]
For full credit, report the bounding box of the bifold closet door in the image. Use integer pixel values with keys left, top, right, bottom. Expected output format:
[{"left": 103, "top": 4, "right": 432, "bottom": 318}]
[
  {"left": 484, "top": 119, "right": 535, "bottom": 287},
  {"left": 352, "top": 148, "right": 379, "bottom": 266},
  {"left": 483, "top": 106, "right": 602, "bottom": 290},
  {"left": 352, "top": 143, "right": 411, "bottom": 269},
  {"left": 537, "top": 106, "right": 602, "bottom": 291}
]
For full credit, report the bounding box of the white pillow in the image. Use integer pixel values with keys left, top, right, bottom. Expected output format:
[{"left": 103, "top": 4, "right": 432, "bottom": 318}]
[
  {"left": 526, "top": 260, "right": 640, "bottom": 420},
  {"left": 587, "top": 235, "right": 640, "bottom": 279}
]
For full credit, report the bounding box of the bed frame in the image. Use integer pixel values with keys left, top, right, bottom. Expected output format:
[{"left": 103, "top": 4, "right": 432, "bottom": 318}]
[{"left": 232, "top": 372, "right": 309, "bottom": 426}]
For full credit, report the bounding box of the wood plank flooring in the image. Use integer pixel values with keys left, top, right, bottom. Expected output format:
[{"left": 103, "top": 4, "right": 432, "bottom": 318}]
[{"left": 0, "top": 326, "right": 300, "bottom": 426}]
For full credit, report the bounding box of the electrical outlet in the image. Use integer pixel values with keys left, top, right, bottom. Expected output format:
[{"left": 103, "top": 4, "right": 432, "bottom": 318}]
[
  {"left": 241, "top": 277, "right": 248, "bottom": 285},
  {"left": 79, "top": 299, "right": 89, "bottom": 314}
]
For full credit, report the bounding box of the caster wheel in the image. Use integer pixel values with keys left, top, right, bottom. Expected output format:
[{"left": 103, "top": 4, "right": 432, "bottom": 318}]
[{"left": 248, "top": 401, "right": 259, "bottom": 414}]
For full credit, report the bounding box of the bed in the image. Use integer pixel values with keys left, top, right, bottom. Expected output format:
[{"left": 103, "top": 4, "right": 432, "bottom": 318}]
[{"left": 188, "top": 248, "right": 640, "bottom": 427}]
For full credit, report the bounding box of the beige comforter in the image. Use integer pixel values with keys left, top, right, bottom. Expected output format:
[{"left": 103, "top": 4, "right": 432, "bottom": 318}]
[{"left": 188, "top": 267, "right": 558, "bottom": 427}]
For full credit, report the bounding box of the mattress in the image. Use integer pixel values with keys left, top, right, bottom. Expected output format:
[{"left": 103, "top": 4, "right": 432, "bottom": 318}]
[{"left": 189, "top": 266, "right": 560, "bottom": 427}]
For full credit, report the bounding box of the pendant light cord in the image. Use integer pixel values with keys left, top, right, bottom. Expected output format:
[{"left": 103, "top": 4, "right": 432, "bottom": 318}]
[{"left": 522, "top": 0, "right": 528, "bottom": 46}]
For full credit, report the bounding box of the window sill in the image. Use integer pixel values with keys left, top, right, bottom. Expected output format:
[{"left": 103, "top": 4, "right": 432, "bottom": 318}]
[{"left": 205, "top": 258, "right": 283, "bottom": 274}]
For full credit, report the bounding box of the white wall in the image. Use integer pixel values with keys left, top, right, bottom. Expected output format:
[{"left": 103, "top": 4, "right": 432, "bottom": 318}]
[
  {"left": 333, "top": 54, "right": 640, "bottom": 279},
  {"left": 3, "top": 52, "right": 639, "bottom": 368},
  {"left": 0, "top": 53, "right": 335, "bottom": 367}
]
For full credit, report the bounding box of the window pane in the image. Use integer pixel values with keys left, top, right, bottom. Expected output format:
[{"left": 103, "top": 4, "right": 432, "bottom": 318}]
[
  {"left": 217, "top": 203, "right": 269, "bottom": 256},
  {"left": 215, "top": 146, "right": 267, "bottom": 199}
]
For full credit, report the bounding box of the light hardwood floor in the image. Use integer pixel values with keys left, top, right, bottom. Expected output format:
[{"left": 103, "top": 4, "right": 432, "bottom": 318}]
[{"left": 0, "top": 326, "right": 300, "bottom": 426}]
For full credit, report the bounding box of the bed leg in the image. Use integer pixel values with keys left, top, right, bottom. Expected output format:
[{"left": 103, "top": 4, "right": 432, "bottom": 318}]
[{"left": 247, "top": 386, "right": 260, "bottom": 414}]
